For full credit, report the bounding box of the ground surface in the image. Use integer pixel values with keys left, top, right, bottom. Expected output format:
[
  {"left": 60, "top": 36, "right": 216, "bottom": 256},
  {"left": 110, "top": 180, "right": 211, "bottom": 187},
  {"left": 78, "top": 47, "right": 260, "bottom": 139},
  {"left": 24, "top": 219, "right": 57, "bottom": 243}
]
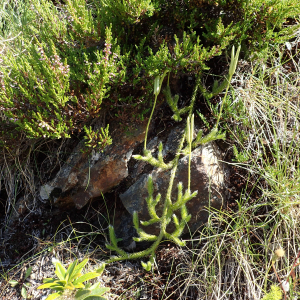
[{"left": 0, "top": 141, "right": 255, "bottom": 300}]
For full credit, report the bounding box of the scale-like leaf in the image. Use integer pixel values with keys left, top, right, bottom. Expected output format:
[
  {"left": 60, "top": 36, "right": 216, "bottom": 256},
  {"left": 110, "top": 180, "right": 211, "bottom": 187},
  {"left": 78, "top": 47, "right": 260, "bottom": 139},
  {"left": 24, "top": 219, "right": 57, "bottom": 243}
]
[{"left": 172, "top": 214, "right": 179, "bottom": 227}]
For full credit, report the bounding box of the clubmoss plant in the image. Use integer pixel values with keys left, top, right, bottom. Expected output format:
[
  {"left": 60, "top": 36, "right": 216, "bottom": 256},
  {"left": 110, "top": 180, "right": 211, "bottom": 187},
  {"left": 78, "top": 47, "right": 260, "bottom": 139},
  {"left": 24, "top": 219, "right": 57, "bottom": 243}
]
[
  {"left": 106, "top": 110, "right": 198, "bottom": 270},
  {"left": 106, "top": 45, "right": 240, "bottom": 270}
]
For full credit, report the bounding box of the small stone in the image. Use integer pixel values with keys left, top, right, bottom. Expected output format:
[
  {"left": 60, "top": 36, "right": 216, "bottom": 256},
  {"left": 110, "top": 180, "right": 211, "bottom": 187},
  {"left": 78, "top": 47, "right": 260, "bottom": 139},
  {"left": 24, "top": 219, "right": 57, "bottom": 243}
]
[{"left": 281, "top": 280, "right": 289, "bottom": 292}]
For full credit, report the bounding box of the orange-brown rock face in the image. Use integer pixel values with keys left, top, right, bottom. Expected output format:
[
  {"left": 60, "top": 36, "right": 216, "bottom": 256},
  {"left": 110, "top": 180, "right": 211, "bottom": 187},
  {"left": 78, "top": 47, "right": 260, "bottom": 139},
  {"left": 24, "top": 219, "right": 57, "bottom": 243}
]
[{"left": 40, "top": 121, "right": 147, "bottom": 209}]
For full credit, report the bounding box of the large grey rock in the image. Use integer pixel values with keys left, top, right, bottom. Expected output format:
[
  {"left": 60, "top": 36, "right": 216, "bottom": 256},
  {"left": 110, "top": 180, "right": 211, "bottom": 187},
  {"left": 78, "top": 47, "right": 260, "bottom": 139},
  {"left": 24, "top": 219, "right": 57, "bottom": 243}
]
[{"left": 120, "top": 141, "right": 227, "bottom": 236}]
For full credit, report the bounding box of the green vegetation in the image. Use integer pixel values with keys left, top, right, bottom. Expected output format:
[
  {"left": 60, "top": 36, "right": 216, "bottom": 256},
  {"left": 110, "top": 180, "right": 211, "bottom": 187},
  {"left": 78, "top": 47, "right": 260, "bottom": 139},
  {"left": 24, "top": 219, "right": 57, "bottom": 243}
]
[
  {"left": 1, "top": 0, "right": 300, "bottom": 299},
  {"left": 1, "top": 0, "right": 299, "bottom": 141},
  {"left": 106, "top": 46, "right": 239, "bottom": 269},
  {"left": 261, "top": 285, "right": 283, "bottom": 300},
  {"left": 82, "top": 124, "right": 112, "bottom": 154},
  {"left": 37, "top": 258, "right": 108, "bottom": 300},
  {"left": 9, "top": 266, "right": 32, "bottom": 299}
]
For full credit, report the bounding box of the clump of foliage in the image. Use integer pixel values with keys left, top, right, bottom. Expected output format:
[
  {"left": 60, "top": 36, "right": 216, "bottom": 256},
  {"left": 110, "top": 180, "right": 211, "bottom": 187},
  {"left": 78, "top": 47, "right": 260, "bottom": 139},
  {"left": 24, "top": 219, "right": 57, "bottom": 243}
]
[
  {"left": 0, "top": 24, "right": 121, "bottom": 139},
  {"left": 82, "top": 124, "right": 112, "bottom": 154},
  {"left": 37, "top": 258, "right": 109, "bottom": 300},
  {"left": 1, "top": 0, "right": 299, "bottom": 143},
  {"left": 261, "top": 285, "right": 283, "bottom": 300},
  {"left": 99, "top": 0, "right": 156, "bottom": 24}
]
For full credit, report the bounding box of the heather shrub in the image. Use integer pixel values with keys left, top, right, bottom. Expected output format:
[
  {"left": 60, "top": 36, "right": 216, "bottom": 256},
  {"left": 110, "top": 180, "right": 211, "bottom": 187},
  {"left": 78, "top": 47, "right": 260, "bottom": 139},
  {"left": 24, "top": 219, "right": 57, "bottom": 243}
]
[{"left": 0, "top": 0, "right": 299, "bottom": 153}]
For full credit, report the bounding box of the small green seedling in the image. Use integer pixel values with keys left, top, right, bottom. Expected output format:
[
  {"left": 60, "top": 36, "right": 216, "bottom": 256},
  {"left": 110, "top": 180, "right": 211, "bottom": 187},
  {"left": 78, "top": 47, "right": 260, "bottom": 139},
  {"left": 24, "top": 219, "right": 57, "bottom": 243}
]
[
  {"left": 82, "top": 124, "right": 112, "bottom": 154},
  {"left": 9, "top": 266, "right": 32, "bottom": 299},
  {"left": 37, "top": 258, "right": 109, "bottom": 300}
]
